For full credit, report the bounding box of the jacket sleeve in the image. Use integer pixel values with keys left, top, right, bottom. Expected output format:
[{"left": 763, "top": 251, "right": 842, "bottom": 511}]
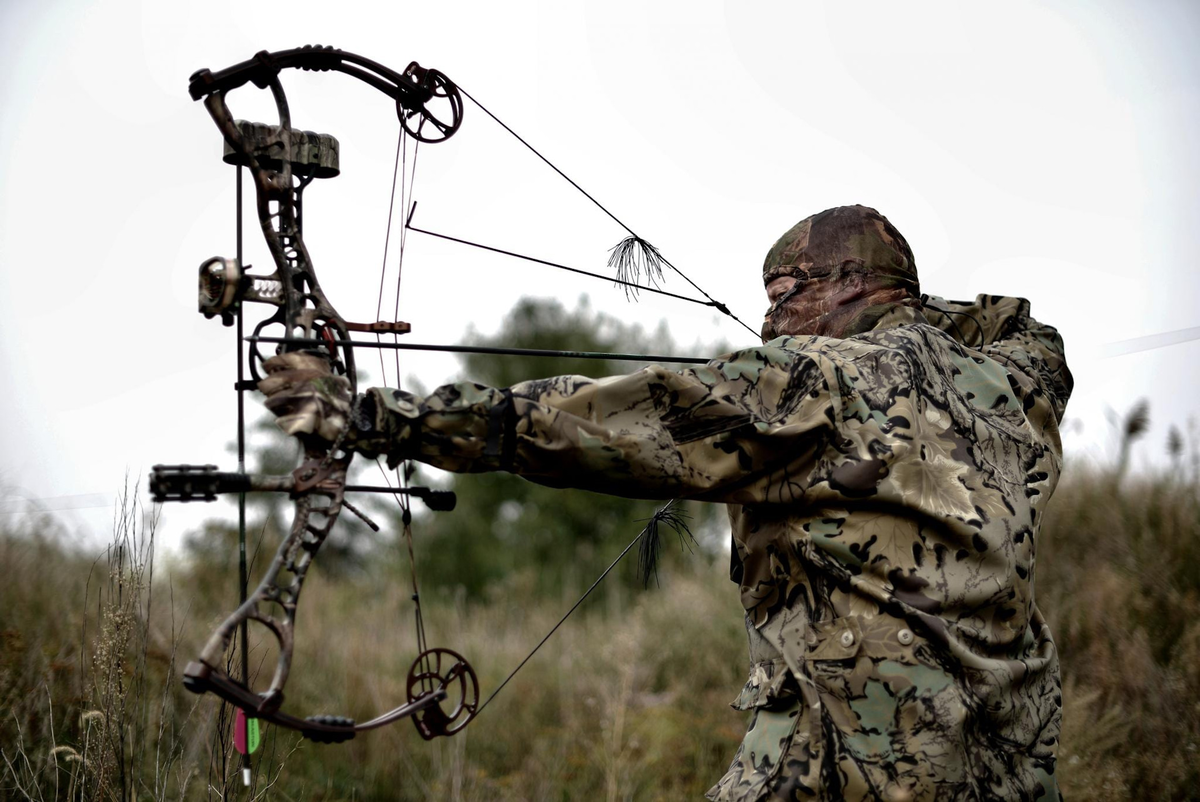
[{"left": 363, "top": 345, "right": 839, "bottom": 504}]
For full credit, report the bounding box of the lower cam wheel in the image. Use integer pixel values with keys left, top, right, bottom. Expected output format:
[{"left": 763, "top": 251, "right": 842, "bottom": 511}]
[{"left": 406, "top": 647, "right": 479, "bottom": 740}]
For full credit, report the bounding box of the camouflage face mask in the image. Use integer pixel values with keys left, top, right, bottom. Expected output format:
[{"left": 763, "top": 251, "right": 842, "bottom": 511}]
[{"left": 761, "top": 205, "right": 920, "bottom": 340}]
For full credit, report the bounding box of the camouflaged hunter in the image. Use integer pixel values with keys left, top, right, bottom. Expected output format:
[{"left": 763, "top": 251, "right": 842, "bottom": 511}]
[{"left": 262, "top": 205, "right": 1073, "bottom": 800}]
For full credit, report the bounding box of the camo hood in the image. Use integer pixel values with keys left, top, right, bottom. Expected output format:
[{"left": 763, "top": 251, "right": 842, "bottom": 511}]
[
  {"left": 761, "top": 206, "right": 922, "bottom": 341},
  {"left": 762, "top": 205, "right": 919, "bottom": 290}
]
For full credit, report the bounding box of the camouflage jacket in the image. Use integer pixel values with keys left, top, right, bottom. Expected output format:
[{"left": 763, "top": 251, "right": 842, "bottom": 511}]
[{"left": 364, "top": 295, "right": 1072, "bottom": 801}]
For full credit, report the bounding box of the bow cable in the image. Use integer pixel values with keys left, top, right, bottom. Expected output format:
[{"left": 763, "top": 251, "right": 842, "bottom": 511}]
[
  {"left": 393, "top": 139, "right": 419, "bottom": 383},
  {"left": 373, "top": 121, "right": 439, "bottom": 696},
  {"left": 375, "top": 127, "right": 407, "bottom": 384}
]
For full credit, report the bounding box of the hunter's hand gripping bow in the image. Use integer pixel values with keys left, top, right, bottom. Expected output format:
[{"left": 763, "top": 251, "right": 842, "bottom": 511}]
[{"left": 151, "top": 46, "right": 473, "bottom": 745}]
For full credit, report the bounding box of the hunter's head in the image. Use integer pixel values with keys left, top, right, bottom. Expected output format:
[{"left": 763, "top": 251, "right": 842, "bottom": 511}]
[{"left": 761, "top": 205, "right": 920, "bottom": 340}]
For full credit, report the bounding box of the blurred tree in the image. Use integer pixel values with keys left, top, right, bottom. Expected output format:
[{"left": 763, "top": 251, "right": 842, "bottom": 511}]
[{"left": 404, "top": 295, "right": 729, "bottom": 601}]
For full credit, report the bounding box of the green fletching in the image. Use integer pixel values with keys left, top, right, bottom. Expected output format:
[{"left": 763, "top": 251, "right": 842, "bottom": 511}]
[{"left": 247, "top": 717, "right": 262, "bottom": 754}]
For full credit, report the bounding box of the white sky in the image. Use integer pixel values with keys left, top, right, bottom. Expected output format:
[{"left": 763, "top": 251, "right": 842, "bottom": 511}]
[{"left": 1, "top": 0, "right": 1197, "bottom": 547}]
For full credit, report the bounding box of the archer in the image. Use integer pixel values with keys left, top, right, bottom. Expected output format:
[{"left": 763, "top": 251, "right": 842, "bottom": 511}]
[{"left": 261, "top": 204, "right": 1073, "bottom": 801}]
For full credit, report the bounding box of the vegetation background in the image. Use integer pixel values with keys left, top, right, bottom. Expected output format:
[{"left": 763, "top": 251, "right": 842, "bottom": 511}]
[{"left": 2, "top": 300, "right": 1198, "bottom": 801}]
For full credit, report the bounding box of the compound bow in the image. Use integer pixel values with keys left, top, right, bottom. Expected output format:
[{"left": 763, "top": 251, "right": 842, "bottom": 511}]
[{"left": 151, "top": 46, "right": 473, "bottom": 745}]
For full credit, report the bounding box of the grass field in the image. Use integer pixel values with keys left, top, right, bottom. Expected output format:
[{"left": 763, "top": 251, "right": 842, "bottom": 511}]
[{"left": 2, "top": 457, "right": 1198, "bottom": 800}]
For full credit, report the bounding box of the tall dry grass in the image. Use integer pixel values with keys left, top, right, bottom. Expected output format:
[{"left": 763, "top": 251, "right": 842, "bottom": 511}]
[
  {"left": 3, "top": 441, "right": 1200, "bottom": 799},
  {"left": 1038, "top": 465, "right": 1200, "bottom": 800},
  {"left": 1, "top": 483, "right": 207, "bottom": 800}
]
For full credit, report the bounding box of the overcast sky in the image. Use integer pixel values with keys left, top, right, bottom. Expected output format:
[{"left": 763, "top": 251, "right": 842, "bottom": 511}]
[{"left": 1, "top": 0, "right": 1197, "bottom": 547}]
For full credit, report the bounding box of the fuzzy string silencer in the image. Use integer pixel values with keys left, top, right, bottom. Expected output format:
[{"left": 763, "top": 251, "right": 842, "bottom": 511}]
[
  {"left": 609, "top": 236, "right": 669, "bottom": 300},
  {"left": 636, "top": 500, "right": 697, "bottom": 588}
]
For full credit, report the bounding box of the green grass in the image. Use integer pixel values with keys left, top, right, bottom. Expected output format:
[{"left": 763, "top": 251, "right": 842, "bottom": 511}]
[{"left": 3, "top": 461, "right": 1199, "bottom": 800}]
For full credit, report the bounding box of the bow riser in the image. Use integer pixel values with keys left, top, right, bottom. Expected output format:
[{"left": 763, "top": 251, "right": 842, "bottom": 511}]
[{"left": 189, "top": 81, "right": 354, "bottom": 713}]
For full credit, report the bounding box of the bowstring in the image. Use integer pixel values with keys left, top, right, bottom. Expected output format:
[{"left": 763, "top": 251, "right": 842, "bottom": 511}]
[
  {"left": 375, "top": 125, "right": 434, "bottom": 691},
  {"left": 473, "top": 501, "right": 676, "bottom": 717},
  {"left": 397, "top": 137, "right": 436, "bottom": 692},
  {"left": 394, "top": 137, "right": 419, "bottom": 384},
  {"left": 375, "top": 128, "right": 405, "bottom": 383}
]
